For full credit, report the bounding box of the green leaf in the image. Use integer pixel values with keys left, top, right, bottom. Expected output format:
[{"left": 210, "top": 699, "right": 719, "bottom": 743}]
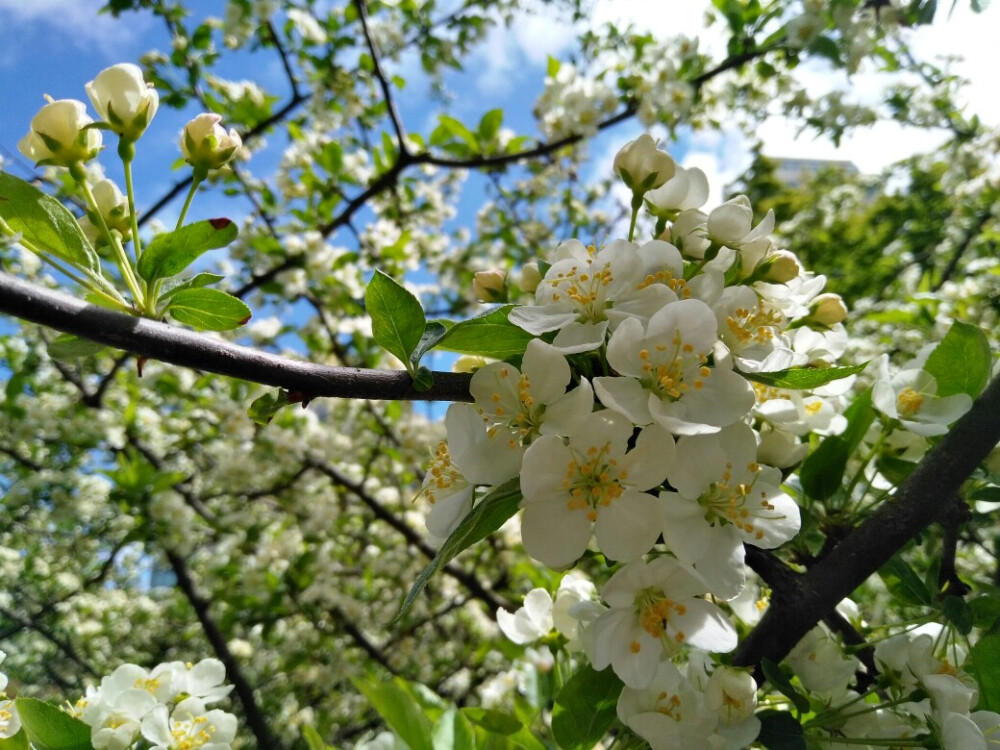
[
  {"left": 878, "top": 555, "right": 933, "bottom": 607},
  {"left": 159, "top": 272, "right": 225, "bottom": 301},
  {"left": 875, "top": 455, "right": 918, "bottom": 485},
  {"left": 14, "top": 698, "right": 93, "bottom": 750},
  {"left": 757, "top": 710, "right": 805, "bottom": 750},
  {"left": 395, "top": 478, "right": 522, "bottom": 624},
  {"left": 806, "top": 35, "right": 840, "bottom": 65},
  {"left": 248, "top": 389, "right": 295, "bottom": 425},
  {"left": 970, "top": 594, "right": 1000, "bottom": 629},
  {"left": 0, "top": 171, "right": 100, "bottom": 273},
  {"left": 435, "top": 115, "right": 478, "bottom": 150},
  {"left": 546, "top": 55, "right": 561, "bottom": 77},
  {"left": 477, "top": 109, "right": 503, "bottom": 143},
  {"left": 137, "top": 218, "right": 238, "bottom": 283},
  {"left": 740, "top": 363, "right": 866, "bottom": 390},
  {"left": 166, "top": 288, "right": 252, "bottom": 331},
  {"left": 970, "top": 632, "right": 1000, "bottom": 711},
  {"left": 366, "top": 270, "right": 426, "bottom": 372},
  {"left": 761, "top": 658, "right": 810, "bottom": 714},
  {"left": 432, "top": 707, "right": 476, "bottom": 750},
  {"left": 551, "top": 666, "right": 622, "bottom": 750},
  {"left": 922, "top": 321, "right": 991, "bottom": 398},
  {"left": 461, "top": 708, "right": 522, "bottom": 736},
  {"left": 412, "top": 366, "right": 435, "bottom": 392},
  {"left": 433, "top": 306, "right": 534, "bottom": 360},
  {"left": 411, "top": 321, "right": 449, "bottom": 369},
  {"left": 352, "top": 678, "right": 434, "bottom": 750},
  {"left": 800, "top": 389, "right": 875, "bottom": 500},
  {"left": 47, "top": 334, "right": 107, "bottom": 360},
  {"left": 942, "top": 595, "right": 974, "bottom": 635},
  {"left": 302, "top": 725, "right": 332, "bottom": 750},
  {"left": 0, "top": 730, "right": 30, "bottom": 750}
]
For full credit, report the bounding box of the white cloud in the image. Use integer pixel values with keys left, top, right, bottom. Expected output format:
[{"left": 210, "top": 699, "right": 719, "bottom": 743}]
[{"left": 0, "top": 0, "right": 154, "bottom": 61}]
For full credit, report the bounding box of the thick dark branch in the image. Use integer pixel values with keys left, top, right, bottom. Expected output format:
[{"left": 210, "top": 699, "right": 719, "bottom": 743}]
[
  {"left": 165, "top": 549, "right": 281, "bottom": 750},
  {"left": 734, "top": 372, "right": 1000, "bottom": 669},
  {"left": 0, "top": 272, "right": 474, "bottom": 403}
]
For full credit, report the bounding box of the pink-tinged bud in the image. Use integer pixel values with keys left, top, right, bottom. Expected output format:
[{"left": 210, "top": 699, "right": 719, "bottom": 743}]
[
  {"left": 86, "top": 63, "right": 159, "bottom": 142},
  {"left": 809, "top": 293, "right": 848, "bottom": 326},
  {"left": 18, "top": 98, "right": 103, "bottom": 167},
  {"left": 181, "top": 113, "right": 242, "bottom": 173},
  {"left": 473, "top": 269, "right": 507, "bottom": 302}
]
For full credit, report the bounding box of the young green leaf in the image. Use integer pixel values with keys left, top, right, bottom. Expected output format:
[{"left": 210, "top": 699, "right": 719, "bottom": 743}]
[
  {"left": 0, "top": 730, "right": 29, "bottom": 750},
  {"left": 740, "top": 362, "right": 866, "bottom": 390},
  {"left": 366, "top": 270, "right": 426, "bottom": 371},
  {"left": 301, "top": 725, "right": 334, "bottom": 750},
  {"left": 761, "top": 658, "right": 810, "bottom": 714},
  {"left": 47, "top": 334, "right": 107, "bottom": 360},
  {"left": 878, "top": 555, "right": 933, "bottom": 606},
  {"left": 412, "top": 366, "right": 435, "bottom": 392},
  {"left": 0, "top": 171, "right": 100, "bottom": 273},
  {"left": 477, "top": 109, "right": 503, "bottom": 143},
  {"left": 158, "top": 272, "right": 225, "bottom": 301},
  {"left": 460, "top": 708, "right": 522, "bottom": 736},
  {"left": 14, "top": 698, "right": 93, "bottom": 750},
  {"left": 248, "top": 389, "right": 295, "bottom": 425},
  {"left": 352, "top": 678, "right": 434, "bottom": 750},
  {"left": 551, "top": 666, "right": 623, "bottom": 750},
  {"left": 395, "top": 478, "right": 522, "bottom": 624},
  {"left": 969, "top": 632, "right": 1000, "bottom": 711},
  {"left": 432, "top": 706, "right": 476, "bottom": 750},
  {"left": 433, "top": 306, "right": 534, "bottom": 360},
  {"left": 165, "top": 288, "right": 252, "bottom": 331},
  {"left": 411, "top": 321, "right": 449, "bottom": 370},
  {"left": 800, "top": 389, "right": 875, "bottom": 500},
  {"left": 137, "top": 218, "right": 238, "bottom": 283},
  {"left": 922, "top": 320, "right": 991, "bottom": 399}
]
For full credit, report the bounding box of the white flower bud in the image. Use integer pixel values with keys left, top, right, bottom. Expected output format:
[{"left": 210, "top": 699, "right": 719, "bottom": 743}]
[
  {"left": 613, "top": 134, "right": 675, "bottom": 196},
  {"left": 86, "top": 63, "right": 159, "bottom": 142},
  {"left": 88, "top": 178, "right": 131, "bottom": 238},
  {"left": 181, "top": 113, "right": 242, "bottom": 173},
  {"left": 809, "top": 293, "right": 848, "bottom": 327},
  {"left": 473, "top": 269, "right": 506, "bottom": 302},
  {"left": 18, "top": 98, "right": 103, "bottom": 167},
  {"left": 645, "top": 165, "right": 710, "bottom": 215},
  {"left": 759, "top": 250, "right": 802, "bottom": 283},
  {"left": 518, "top": 262, "right": 542, "bottom": 294},
  {"left": 704, "top": 667, "right": 758, "bottom": 724},
  {"left": 452, "top": 355, "right": 487, "bottom": 374}
]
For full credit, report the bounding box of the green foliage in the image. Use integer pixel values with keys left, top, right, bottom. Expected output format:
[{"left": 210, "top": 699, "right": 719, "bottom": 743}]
[
  {"left": 756, "top": 710, "right": 806, "bottom": 750},
  {"left": 366, "top": 270, "right": 427, "bottom": 375},
  {"left": 136, "top": 218, "right": 238, "bottom": 283},
  {"left": 878, "top": 555, "right": 934, "bottom": 607},
  {"left": 14, "top": 698, "right": 93, "bottom": 750},
  {"left": 551, "top": 666, "right": 622, "bottom": 750},
  {"left": 46, "top": 334, "right": 107, "bottom": 360},
  {"left": 799, "top": 389, "right": 875, "bottom": 500},
  {"left": 248, "top": 389, "right": 297, "bottom": 425},
  {"left": 0, "top": 172, "right": 100, "bottom": 273},
  {"left": 761, "top": 658, "right": 810, "bottom": 714},
  {"left": 164, "top": 287, "right": 252, "bottom": 331},
  {"left": 0, "top": 731, "right": 29, "bottom": 750},
  {"left": 432, "top": 307, "right": 534, "bottom": 360},
  {"left": 923, "top": 320, "right": 992, "bottom": 398},
  {"left": 396, "top": 478, "right": 523, "bottom": 623},
  {"left": 740, "top": 362, "right": 866, "bottom": 390},
  {"left": 969, "top": 633, "right": 1000, "bottom": 711}
]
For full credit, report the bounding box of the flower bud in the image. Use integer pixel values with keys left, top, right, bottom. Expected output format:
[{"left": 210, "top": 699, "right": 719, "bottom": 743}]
[
  {"left": 809, "top": 293, "right": 848, "bottom": 327},
  {"left": 473, "top": 269, "right": 507, "bottom": 302},
  {"left": 518, "top": 262, "right": 542, "bottom": 294},
  {"left": 645, "top": 165, "right": 710, "bottom": 216},
  {"left": 758, "top": 250, "right": 802, "bottom": 283},
  {"left": 453, "top": 355, "right": 488, "bottom": 374},
  {"left": 86, "top": 63, "right": 159, "bottom": 142},
  {"left": 18, "top": 98, "right": 103, "bottom": 167},
  {"left": 613, "top": 134, "right": 675, "bottom": 197},
  {"left": 982, "top": 443, "right": 1000, "bottom": 476},
  {"left": 181, "top": 113, "right": 242, "bottom": 173}
]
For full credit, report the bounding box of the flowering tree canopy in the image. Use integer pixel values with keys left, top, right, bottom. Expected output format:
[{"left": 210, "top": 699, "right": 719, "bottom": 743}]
[{"left": 0, "top": 1, "right": 999, "bottom": 749}]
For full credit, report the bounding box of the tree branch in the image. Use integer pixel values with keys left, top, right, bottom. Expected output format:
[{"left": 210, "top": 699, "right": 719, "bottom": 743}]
[
  {"left": 734, "top": 372, "right": 1000, "bottom": 670},
  {"left": 165, "top": 548, "right": 281, "bottom": 750},
  {"left": 0, "top": 272, "right": 474, "bottom": 403}
]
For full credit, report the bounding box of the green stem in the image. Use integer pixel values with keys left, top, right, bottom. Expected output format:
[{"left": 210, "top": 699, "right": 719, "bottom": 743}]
[
  {"left": 627, "top": 205, "right": 638, "bottom": 243},
  {"left": 176, "top": 175, "right": 204, "bottom": 230},
  {"left": 811, "top": 734, "right": 924, "bottom": 747},
  {"left": 71, "top": 164, "right": 145, "bottom": 307},
  {"left": 121, "top": 153, "right": 143, "bottom": 260}
]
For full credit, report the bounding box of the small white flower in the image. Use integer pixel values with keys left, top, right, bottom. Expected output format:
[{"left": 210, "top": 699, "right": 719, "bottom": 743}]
[
  {"left": 181, "top": 114, "right": 242, "bottom": 173},
  {"left": 497, "top": 588, "right": 553, "bottom": 644},
  {"left": 613, "top": 134, "right": 676, "bottom": 196},
  {"left": 141, "top": 696, "right": 237, "bottom": 750},
  {"left": 18, "top": 98, "right": 103, "bottom": 167},
  {"left": 645, "top": 165, "right": 710, "bottom": 216},
  {"left": 872, "top": 356, "right": 973, "bottom": 437},
  {"left": 520, "top": 411, "right": 674, "bottom": 567},
  {"left": 586, "top": 557, "right": 737, "bottom": 689}
]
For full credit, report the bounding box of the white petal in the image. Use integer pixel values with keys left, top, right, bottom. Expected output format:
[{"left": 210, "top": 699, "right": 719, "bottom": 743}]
[
  {"left": 672, "top": 598, "right": 737, "bottom": 653},
  {"left": 522, "top": 339, "right": 570, "bottom": 405},
  {"left": 551, "top": 320, "right": 609, "bottom": 354},
  {"left": 509, "top": 304, "right": 577, "bottom": 335},
  {"left": 622, "top": 424, "right": 674, "bottom": 490},
  {"left": 521, "top": 500, "right": 592, "bottom": 568},
  {"left": 540, "top": 378, "right": 594, "bottom": 437},
  {"left": 594, "top": 491, "right": 662, "bottom": 562},
  {"left": 594, "top": 376, "right": 653, "bottom": 426},
  {"left": 521, "top": 435, "right": 573, "bottom": 500}
]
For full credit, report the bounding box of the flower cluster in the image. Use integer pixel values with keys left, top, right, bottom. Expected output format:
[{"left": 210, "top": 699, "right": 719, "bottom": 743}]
[
  {"left": 418, "top": 134, "right": 875, "bottom": 748},
  {"left": 0, "top": 652, "right": 20, "bottom": 741},
  {"left": 71, "top": 658, "right": 236, "bottom": 750}
]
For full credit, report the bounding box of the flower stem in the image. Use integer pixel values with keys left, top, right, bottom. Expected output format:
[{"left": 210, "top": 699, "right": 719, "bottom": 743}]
[
  {"left": 71, "top": 163, "right": 145, "bottom": 307},
  {"left": 176, "top": 175, "right": 203, "bottom": 231},
  {"left": 121, "top": 152, "right": 143, "bottom": 261}
]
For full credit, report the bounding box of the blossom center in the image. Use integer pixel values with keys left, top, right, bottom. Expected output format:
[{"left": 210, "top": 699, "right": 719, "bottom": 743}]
[
  {"left": 638, "top": 332, "right": 711, "bottom": 400},
  {"left": 725, "top": 301, "right": 782, "bottom": 347},
  {"left": 700, "top": 462, "right": 773, "bottom": 541},
  {"left": 547, "top": 257, "right": 613, "bottom": 322},
  {"left": 635, "top": 588, "right": 687, "bottom": 644},
  {"left": 425, "top": 441, "right": 463, "bottom": 505},
  {"left": 171, "top": 714, "right": 217, "bottom": 750},
  {"left": 561, "top": 442, "right": 628, "bottom": 520},
  {"left": 654, "top": 691, "right": 684, "bottom": 722},
  {"left": 896, "top": 387, "right": 924, "bottom": 418}
]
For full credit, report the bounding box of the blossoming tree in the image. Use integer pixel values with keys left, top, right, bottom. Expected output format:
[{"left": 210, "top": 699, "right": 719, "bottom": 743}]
[{"left": 0, "top": 1, "right": 998, "bottom": 749}]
